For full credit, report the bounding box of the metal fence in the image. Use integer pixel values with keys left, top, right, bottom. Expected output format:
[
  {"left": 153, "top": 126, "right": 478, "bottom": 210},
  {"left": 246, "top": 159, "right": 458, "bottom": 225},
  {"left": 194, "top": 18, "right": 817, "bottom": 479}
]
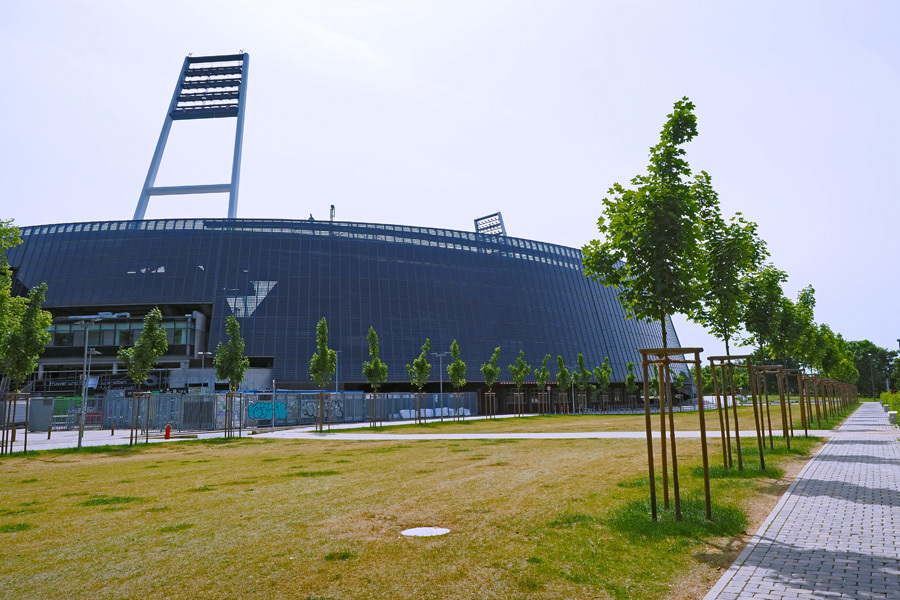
[{"left": 40, "top": 391, "right": 480, "bottom": 433}]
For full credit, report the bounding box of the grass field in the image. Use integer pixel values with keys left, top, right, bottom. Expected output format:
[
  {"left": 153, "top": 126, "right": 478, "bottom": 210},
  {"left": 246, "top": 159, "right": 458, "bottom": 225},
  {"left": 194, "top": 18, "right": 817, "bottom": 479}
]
[
  {"left": 0, "top": 429, "right": 822, "bottom": 600},
  {"left": 348, "top": 400, "right": 857, "bottom": 435}
]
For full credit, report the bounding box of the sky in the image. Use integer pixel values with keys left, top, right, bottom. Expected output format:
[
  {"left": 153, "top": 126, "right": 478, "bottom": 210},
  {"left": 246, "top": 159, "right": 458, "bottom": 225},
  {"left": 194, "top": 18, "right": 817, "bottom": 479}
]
[{"left": 2, "top": 0, "right": 898, "bottom": 358}]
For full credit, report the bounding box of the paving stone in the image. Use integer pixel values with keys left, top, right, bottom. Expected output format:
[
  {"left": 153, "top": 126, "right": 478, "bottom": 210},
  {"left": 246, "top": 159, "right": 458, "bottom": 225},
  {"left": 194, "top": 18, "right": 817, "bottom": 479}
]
[{"left": 704, "top": 403, "right": 900, "bottom": 599}]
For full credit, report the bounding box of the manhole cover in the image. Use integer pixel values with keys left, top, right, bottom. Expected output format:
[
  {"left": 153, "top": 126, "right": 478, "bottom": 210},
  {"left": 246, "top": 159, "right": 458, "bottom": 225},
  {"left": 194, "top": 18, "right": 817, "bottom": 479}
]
[{"left": 401, "top": 527, "right": 450, "bottom": 537}]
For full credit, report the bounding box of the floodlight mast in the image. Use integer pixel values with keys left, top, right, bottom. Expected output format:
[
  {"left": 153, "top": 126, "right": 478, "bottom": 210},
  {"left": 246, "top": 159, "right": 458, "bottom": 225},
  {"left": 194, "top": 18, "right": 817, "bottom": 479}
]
[{"left": 133, "top": 53, "right": 250, "bottom": 221}]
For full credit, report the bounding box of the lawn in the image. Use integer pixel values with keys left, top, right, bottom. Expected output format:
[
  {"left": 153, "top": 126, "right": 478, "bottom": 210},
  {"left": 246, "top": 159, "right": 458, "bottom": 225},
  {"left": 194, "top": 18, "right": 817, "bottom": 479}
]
[
  {"left": 0, "top": 433, "right": 818, "bottom": 600},
  {"left": 347, "top": 400, "right": 857, "bottom": 435}
]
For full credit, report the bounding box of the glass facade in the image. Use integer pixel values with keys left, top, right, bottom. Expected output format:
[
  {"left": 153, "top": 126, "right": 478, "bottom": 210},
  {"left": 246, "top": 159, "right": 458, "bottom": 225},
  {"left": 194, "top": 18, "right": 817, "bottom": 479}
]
[{"left": 6, "top": 218, "right": 681, "bottom": 386}]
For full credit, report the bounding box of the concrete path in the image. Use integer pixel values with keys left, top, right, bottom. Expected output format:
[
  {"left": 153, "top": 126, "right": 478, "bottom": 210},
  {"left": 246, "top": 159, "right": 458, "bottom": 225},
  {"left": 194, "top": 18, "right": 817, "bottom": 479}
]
[{"left": 704, "top": 402, "right": 900, "bottom": 600}]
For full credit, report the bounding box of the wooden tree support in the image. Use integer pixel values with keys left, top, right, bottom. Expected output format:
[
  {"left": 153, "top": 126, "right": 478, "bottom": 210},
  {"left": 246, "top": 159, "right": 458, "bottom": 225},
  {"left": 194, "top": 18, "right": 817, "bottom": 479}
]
[
  {"left": 1, "top": 393, "right": 29, "bottom": 455},
  {"left": 415, "top": 393, "right": 426, "bottom": 424},
  {"left": 640, "top": 347, "right": 710, "bottom": 523},
  {"left": 225, "top": 392, "right": 243, "bottom": 438},
  {"left": 129, "top": 391, "right": 152, "bottom": 446},
  {"left": 315, "top": 392, "right": 331, "bottom": 432},
  {"left": 484, "top": 392, "right": 497, "bottom": 419},
  {"left": 536, "top": 391, "right": 549, "bottom": 416},
  {"left": 368, "top": 393, "right": 383, "bottom": 428},
  {"left": 709, "top": 356, "right": 762, "bottom": 472}
]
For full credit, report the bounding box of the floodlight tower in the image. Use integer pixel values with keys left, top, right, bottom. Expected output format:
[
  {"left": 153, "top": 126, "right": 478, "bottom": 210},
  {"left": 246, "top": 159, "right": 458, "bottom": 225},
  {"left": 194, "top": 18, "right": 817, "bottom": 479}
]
[{"left": 134, "top": 53, "right": 250, "bottom": 220}]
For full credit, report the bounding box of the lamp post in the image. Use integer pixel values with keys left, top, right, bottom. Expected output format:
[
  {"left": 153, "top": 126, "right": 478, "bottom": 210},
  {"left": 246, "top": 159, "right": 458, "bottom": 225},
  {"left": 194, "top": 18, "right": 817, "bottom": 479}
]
[
  {"left": 431, "top": 351, "right": 449, "bottom": 421},
  {"left": 335, "top": 350, "right": 342, "bottom": 392},
  {"left": 198, "top": 351, "right": 212, "bottom": 393},
  {"left": 78, "top": 346, "right": 101, "bottom": 449}
]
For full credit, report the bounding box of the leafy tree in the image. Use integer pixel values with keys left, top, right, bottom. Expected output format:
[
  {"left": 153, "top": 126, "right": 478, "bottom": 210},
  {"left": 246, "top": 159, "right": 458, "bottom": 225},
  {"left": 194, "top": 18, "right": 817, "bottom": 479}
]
[
  {"left": 592, "top": 357, "right": 612, "bottom": 397},
  {"left": 769, "top": 286, "right": 817, "bottom": 367},
  {"left": 118, "top": 307, "right": 168, "bottom": 390},
  {"left": 572, "top": 353, "right": 593, "bottom": 394},
  {"left": 556, "top": 355, "right": 571, "bottom": 395},
  {"left": 534, "top": 354, "right": 551, "bottom": 391},
  {"left": 0, "top": 219, "right": 26, "bottom": 385},
  {"left": 625, "top": 362, "right": 638, "bottom": 396},
  {"left": 447, "top": 339, "right": 467, "bottom": 391},
  {"left": 214, "top": 315, "right": 250, "bottom": 392},
  {"left": 480, "top": 346, "right": 501, "bottom": 392},
  {"left": 308, "top": 317, "right": 337, "bottom": 390},
  {"left": 362, "top": 326, "right": 388, "bottom": 393},
  {"left": 847, "top": 340, "right": 895, "bottom": 397},
  {"left": 2, "top": 283, "right": 52, "bottom": 390},
  {"left": 743, "top": 264, "right": 787, "bottom": 359},
  {"left": 406, "top": 338, "right": 431, "bottom": 393},
  {"left": 583, "top": 98, "right": 712, "bottom": 348},
  {"left": 694, "top": 192, "right": 768, "bottom": 355},
  {"left": 508, "top": 350, "right": 531, "bottom": 391}
]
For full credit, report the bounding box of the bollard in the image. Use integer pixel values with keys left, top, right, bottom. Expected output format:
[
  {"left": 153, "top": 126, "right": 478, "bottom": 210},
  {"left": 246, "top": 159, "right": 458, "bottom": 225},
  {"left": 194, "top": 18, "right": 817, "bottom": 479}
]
[
  {"left": 48, "top": 424, "right": 52, "bottom": 439},
  {"left": 111, "top": 423, "right": 115, "bottom": 436},
  {"left": 165, "top": 423, "right": 172, "bottom": 440}
]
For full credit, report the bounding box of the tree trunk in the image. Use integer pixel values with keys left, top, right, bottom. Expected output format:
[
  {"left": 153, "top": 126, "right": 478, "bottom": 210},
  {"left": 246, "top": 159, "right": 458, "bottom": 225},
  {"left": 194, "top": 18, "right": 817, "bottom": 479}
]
[{"left": 660, "top": 315, "right": 668, "bottom": 349}]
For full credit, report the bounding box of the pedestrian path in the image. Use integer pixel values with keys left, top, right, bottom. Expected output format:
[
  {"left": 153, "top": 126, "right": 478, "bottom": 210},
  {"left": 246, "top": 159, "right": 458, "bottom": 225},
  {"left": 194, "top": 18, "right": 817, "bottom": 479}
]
[{"left": 704, "top": 402, "right": 900, "bottom": 600}]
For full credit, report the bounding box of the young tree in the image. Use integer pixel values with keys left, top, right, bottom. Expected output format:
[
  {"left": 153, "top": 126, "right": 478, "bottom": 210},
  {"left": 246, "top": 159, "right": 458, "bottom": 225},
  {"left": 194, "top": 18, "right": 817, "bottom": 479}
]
[
  {"left": 0, "top": 219, "right": 26, "bottom": 385},
  {"left": 534, "top": 354, "right": 551, "bottom": 392},
  {"left": 447, "top": 339, "right": 467, "bottom": 391},
  {"left": 625, "top": 362, "right": 638, "bottom": 397},
  {"left": 480, "top": 346, "right": 501, "bottom": 392},
  {"left": 406, "top": 338, "right": 431, "bottom": 393},
  {"left": 118, "top": 307, "right": 168, "bottom": 390},
  {"left": 556, "top": 355, "right": 571, "bottom": 404},
  {"left": 572, "top": 353, "right": 593, "bottom": 395},
  {"left": 3, "top": 283, "right": 52, "bottom": 390},
  {"left": 362, "top": 326, "right": 388, "bottom": 393},
  {"left": 743, "top": 264, "right": 788, "bottom": 360},
  {"left": 214, "top": 315, "right": 250, "bottom": 392},
  {"left": 308, "top": 317, "right": 337, "bottom": 390},
  {"left": 693, "top": 185, "right": 768, "bottom": 355},
  {"left": 582, "top": 98, "right": 711, "bottom": 348},
  {"left": 592, "top": 357, "right": 612, "bottom": 399},
  {"left": 508, "top": 350, "right": 531, "bottom": 391}
]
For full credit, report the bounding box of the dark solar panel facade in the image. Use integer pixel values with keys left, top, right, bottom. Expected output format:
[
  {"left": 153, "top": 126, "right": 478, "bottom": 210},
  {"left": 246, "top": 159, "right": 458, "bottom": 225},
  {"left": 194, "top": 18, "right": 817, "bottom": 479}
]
[{"left": 6, "top": 218, "right": 681, "bottom": 386}]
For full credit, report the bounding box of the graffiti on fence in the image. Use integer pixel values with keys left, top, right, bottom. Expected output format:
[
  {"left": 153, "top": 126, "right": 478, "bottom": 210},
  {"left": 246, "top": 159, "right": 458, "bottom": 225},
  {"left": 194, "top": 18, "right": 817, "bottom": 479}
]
[{"left": 247, "top": 401, "right": 288, "bottom": 421}]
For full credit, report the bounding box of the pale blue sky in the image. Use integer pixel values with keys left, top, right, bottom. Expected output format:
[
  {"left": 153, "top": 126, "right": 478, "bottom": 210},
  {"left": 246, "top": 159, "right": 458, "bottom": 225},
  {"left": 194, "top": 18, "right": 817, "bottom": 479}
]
[{"left": 1, "top": 1, "right": 898, "bottom": 357}]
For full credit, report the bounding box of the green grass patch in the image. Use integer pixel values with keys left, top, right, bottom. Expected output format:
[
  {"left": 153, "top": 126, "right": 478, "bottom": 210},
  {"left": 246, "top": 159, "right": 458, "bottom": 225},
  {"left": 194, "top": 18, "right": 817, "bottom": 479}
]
[
  {"left": 548, "top": 513, "right": 598, "bottom": 528},
  {"left": 80, "top": 495, "right": 143, "bottom": 507},
  {"left": 159, "top": 523, "right": 194, "bottom": 533},
  {"left": 284, "top": 470, "right": 339, "bottom": 478},
  {"left": 324, "top": 550, "right": 357, "bottom": 561},
  {"left": 607, "top": 497, "right": 748, "bottom": 538},
  {"left": 19, "top": 478, "right": 39, "bottom": 484},
  {"left": 0, "top": 522, "right": 31, "bottom": 533}
]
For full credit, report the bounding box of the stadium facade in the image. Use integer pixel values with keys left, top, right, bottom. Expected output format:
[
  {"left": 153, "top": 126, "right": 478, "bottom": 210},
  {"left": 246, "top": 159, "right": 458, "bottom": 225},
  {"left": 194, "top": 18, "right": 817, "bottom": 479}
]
[{"left": 5, "top": 216, "right": 681, "bottom": 396}]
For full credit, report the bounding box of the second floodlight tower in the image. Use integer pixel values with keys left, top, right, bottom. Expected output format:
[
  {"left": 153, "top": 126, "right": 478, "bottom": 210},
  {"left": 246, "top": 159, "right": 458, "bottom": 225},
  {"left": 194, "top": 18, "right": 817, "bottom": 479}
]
[{"left": 134, "top": 53, "right": 249, "bottom": 220}]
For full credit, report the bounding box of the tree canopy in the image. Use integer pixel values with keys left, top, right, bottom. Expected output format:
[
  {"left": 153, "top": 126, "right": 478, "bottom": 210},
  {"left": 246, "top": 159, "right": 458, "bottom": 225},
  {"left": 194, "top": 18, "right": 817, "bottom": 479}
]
[
  {"left": 447, "top": 339, "right": 467, "bottom": 391},
  {"left": 572, "top": 353, "right": 593, "bottom": 393},
  {"left": 308, "top": 317, "right": 337, "bottom": 390},
  {"left": 592, "top": 357, "right": 612, "bottom": 394},
  {"left": 214, "top": 315, "right": 250, "bottom": 392},
  {"left": 555, "top": 356, "right": 571, "bottom": 391},
  {"left": 2, "top": 282, "right": 51, "bottom": 390},
  {"left": 362, "top": 326, "right": 388, "bottom": 392},
  {"left": 508, "top": 350, "right": 531, "bottom": 390},
  {"left": 480, "top": 346, "right": 501, "bottom": 392},
  {"left": 582, "top": 97, "right": 712, "bottom": 347},
  {"left": 118, "top": 307, "right": 168, "bottom": 390},
  {"left": 534, "top": 354, "right": 551, "bottom": 390},
  {"left": 406, "top": 338, "right": 431, "bottom": 393}
]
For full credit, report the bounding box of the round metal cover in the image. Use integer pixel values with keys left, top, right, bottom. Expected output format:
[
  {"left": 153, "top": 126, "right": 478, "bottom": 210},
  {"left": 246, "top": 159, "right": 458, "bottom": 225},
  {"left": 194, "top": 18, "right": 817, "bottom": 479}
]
[{"left": 401, "top": 527, "right": 450, "bottom": 537}]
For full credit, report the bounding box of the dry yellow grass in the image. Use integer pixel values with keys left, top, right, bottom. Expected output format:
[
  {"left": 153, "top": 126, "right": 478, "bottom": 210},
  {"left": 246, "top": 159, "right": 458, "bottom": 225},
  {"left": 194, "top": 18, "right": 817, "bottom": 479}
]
[{"left": 0, "top": 435, "right": 815, "bottom": 600}]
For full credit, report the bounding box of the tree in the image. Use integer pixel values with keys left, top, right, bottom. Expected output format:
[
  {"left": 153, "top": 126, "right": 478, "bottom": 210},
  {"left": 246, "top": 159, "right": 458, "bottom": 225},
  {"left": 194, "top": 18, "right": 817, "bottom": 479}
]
[
  {"left": 847, "top": 340, "right": 895, "bottom": 397},
  {"left": 118, "top": 307, "right": 168, "bottom": 390},
  {"left": 625, "top": 362, "right": 638, "bottom": 396},
  {"left": 447, "top": 339, "right": 467, "bottom": 391},
  {"left": 556, "top": 355, "right": 571, "bottom": 398},
  {"left": 406, "top": 338, "right": 431, "bottom": 393},
  {"left": 583, "top": 98, "right": 711, "bottom": 348},
  {"left": 743, "top": 264, "right": 787, "bottom": 360},
  {"left": 362, "top": 326, "right": 388, "bottom": 393},
  {"left": 0, "top": 219, "right": 26, "bottom": 386},
  {"left": 572, "top": 353, "right": 593, "bottom": 395},
  {"left": 480, "top": 346, "right": 501, "bottom": 392},
  {"left": 693, "top": 190, "right": 768, "bottom": 355},
  {"left": 214, "top": 315, "right": 250, "bottom": 392},
  {"left": 508, "top": 350, "right": 531, "bottom": 391},
  {"left": 308, "top": 317, "right": 337, "bottom": 390},
  {"left": 592, "top": 357, "right": 612, "bottom": 398},
  {"left": 3, "top": 283, "right": 52, "bottom": 390},
  {"left": 534, "top": 354, "right": 551, "bottom": 391}
]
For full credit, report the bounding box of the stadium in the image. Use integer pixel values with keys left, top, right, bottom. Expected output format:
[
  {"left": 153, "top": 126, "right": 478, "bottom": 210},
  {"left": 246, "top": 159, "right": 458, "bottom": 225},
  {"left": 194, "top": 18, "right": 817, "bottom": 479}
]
[{"left": 2, "top": 53, "right": 683, "bottom": 414}]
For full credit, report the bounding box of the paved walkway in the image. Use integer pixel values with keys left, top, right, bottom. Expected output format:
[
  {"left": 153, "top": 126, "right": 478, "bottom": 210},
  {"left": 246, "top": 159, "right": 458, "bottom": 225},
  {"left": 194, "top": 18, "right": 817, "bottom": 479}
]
[{"left": 704, "top": 402, "right": 900, "bottom": 600}]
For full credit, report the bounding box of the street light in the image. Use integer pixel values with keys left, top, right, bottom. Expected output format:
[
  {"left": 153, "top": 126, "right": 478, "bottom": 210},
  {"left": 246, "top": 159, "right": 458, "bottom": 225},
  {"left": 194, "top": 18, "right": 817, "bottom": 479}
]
[
  {"left": 69, "top": 312, "right": 130, "bottom": 449},
  {"left": 431, "top": 351, "right": 449, "bottom": 421},
  {"left": 198, "top": 351, "right": 212, "bottom": 393}
]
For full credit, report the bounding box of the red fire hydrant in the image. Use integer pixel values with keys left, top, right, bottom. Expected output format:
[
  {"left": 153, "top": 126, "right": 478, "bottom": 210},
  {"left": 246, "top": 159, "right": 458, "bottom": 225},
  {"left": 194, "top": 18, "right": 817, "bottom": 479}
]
[{"left": 165, "top": 423, "right": 172, "bottom": 439}]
